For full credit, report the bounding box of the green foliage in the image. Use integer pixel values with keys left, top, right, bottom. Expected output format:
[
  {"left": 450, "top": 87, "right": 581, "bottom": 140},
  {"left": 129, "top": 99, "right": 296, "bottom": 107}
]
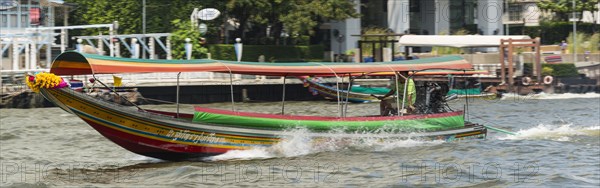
[
  {"left": 542, "top": 66, "right": 554, "bottom": 76},
  {"left": 207, "top": 45, "right": 324, "bottom": 62},
  {"left": 226, "top": 0, "right": 359, "bottom": 43},
  {"left": 170, "top": 19, "right": 208, "bottom": 59},
  {"left": 64, "top": 0, "right": 355, "bottom": 46},
  {"left": 524, "top": 63, "right": 579, "bottom": 77},
  {"left": 279, "top": 0, "right": 359, "bottom": 35},
  {"left": 64, "top": 0, "right": 142, "bottom": 35},
  {"left": 64, "top": 0, "right": 226, "bottom": 36},
  {"left": 566, "top": 32, "right": 600, "bottom": 54},
  {"left": 537, "top": 0, "right": 599, "bottom": 21},
  {"left": 514, "top": 22, "right": 598, "bottom": 44},
  {"left": 545, "top": 63, "right": 579, "bottom": 77},
  {"left": 360, "top": 27, "right": 393, "bottom": 56}
]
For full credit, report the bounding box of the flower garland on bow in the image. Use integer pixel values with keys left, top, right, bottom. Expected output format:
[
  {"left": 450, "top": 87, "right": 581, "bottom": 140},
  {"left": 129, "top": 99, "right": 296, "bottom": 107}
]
[{"left": 25, "top": 72, "right": 68, "bottom": 93}]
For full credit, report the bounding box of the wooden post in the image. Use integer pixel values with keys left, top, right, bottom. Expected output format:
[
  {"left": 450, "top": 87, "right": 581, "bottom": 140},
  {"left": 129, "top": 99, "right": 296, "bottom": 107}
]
[
  {"left": 508, "top": 39, "right": 514, "bottom": 88},
  {"left": 499, "top": 40, "right": 506, "bottom": 84},
  {"left": 535, "top": 37, "right": 541, "bottom": 83},
  {"left": 372, "top": 41, "right": 376, "bottom": 62},
  {"left": 358, "top": 41, "right": 363, "bottom": 62}
]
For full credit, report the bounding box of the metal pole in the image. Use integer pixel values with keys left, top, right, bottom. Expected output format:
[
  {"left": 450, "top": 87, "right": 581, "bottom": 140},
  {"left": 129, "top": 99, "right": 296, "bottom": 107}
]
[
  {"left": 142, "top": 0, "right": 146, "bottom": 59},
  {"left": 60, "top": 29, "right": 66, "bottom": 52},
  {"left": 500, "top": 41, "right": 506, "bottom": 83},
  {"left": 281, "top": 76, "right": 286, "bottom": 115},
  {"left": 535, "top": 38, "right": 541, "bottom": 82},
  {"left": 508, "top": 39, "right": 514, "bottom": 88},
  {"left": 176, "top": 72, "right": 181, "bottom": 118},
  {"left": 109, "top": 24, "right": 114, "bottom": 57},
  {"left": 464, "top": 70, "right": 469, "bottom": 120},
  {"left": 344, "top": 74, "right": 353, "bottom": 117},
  {"left": 229, "top": 72, "right": 235, "bottom": 111},
  {"left": 505, "top": 0, "right": 509, "bottom": 35},
  {"left": 336, "top": 76, "right": 341, "bottom": 117},
  {"left": 400, "top": 73, "right": 409, "bottom": 116},
  {"left": 12, "top": 39, "right": 18, "bottom": 70},
  {"left": 572, "top": 0, "right": 577, "bottom": 63},
  {"left": 45, "top": 31, "right": 51, "bottom": 67}
]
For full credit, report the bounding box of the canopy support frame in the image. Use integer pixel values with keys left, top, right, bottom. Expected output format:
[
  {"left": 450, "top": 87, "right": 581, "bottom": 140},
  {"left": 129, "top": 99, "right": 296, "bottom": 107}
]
[
  {"left": 313, "top": 62, "right": 342, "bottom": 117},
  {"left": 281, "top": 75, "right": 287, "bottom": 115},
  {"left": 219, "top": 62, "right": 236, "bottom": 112}
]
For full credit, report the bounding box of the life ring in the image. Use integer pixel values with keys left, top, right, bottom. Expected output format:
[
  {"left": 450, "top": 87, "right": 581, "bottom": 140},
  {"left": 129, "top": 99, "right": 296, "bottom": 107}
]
[
  {"left": 543, "top": 75, "right": 553, "bottom": 85},
  {"left": 521, "top": 77, "right": 531, "bottom": 86}
]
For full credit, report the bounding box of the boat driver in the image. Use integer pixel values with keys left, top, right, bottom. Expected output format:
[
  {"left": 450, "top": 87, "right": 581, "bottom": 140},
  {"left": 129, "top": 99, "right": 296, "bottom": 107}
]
[{"left": 372, "top": 72, "right": 416, "bottom": 116}]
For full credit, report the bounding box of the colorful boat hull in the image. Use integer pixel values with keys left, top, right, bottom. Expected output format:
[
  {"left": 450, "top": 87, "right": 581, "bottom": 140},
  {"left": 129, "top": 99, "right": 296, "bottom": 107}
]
[{"left": 39, "top": 87, "right": 486, "bottom": 161}]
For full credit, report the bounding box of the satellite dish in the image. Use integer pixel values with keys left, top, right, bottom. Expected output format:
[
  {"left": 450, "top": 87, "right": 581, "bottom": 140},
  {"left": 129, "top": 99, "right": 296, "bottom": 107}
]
[
  {"left": 197, "top": 8, "right": 220, "bottom": 21},
  {"left": 0, "top": 0, "right": 18, "bottom": 10}
]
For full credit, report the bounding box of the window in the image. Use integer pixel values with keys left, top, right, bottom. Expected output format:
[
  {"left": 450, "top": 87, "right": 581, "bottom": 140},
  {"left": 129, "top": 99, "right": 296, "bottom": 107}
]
[
  {"left": 1, "top": 14, "right": 7, "bottom": 28},
  {"left": 509, "top": 4, "right": 522, "bottom": 21}
]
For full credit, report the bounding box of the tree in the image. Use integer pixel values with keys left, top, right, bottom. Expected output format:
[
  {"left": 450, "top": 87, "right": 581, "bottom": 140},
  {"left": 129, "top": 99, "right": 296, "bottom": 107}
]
[
  {"left": 64, "top": 0, "right": 226, "bottom": 35},
  {"left": 537, "top": 0, "right": 599, "bottom": 22},
  {"left": 61, "top": 0, "right": 358, "bottom": 46},
  {"left": 226, "top": 0, "right": 359, "bottom": 44},
  {"left": 280, "top": 0, "right": 359, "bottom": 35},
  {"left": 65, "top": 0, "right": 142, "bottom": 36},
  {"left": 170, "top": 19, "right": 208, "bottom": 59}
]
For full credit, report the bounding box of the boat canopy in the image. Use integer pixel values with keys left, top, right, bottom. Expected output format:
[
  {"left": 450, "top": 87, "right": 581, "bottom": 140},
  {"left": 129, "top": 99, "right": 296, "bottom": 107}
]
[
  {"left": 398, "top": 35, "right": 532, "bottom": 48},
  {"left": 50, "top": 51, "right": 473, "bottom": 76}
]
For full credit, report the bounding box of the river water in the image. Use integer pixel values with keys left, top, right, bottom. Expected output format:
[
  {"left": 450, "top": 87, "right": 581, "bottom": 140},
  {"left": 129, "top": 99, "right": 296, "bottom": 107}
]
[{"left": 1, "top": 93, "right": 599, "bottom": 187}]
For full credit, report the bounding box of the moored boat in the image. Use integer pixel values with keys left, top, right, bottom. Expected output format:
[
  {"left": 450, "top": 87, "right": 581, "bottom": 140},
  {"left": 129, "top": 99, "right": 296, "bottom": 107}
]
[{"left": 300, "top": 70, "right": 493, "bottom": 103}]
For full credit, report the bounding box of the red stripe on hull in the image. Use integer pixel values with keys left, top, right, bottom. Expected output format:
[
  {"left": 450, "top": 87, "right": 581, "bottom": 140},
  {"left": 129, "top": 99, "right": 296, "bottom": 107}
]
[{"left": 82, "top": 119, "right": 231, "bottom": 161}]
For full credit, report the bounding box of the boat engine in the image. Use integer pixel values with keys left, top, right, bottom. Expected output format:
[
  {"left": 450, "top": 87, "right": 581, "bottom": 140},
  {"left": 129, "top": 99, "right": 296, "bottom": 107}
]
[{"left": 413, "top": 82, "right": 450, "bottom": 114}]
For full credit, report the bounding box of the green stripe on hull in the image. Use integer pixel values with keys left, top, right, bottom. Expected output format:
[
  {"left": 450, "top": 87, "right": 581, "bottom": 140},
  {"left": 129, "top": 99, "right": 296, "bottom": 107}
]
[{"left": 193, "top": 112, "right": 464, "bottom": 132}]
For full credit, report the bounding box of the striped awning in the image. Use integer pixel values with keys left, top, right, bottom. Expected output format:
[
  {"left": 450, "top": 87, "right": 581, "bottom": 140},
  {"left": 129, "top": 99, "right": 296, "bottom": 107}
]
[{"left": 50, "top": 51, "right": 473, "bottom": 76}]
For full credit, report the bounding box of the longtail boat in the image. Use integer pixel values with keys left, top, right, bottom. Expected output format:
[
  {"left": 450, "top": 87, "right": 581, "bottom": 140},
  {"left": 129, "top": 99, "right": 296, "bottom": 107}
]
[{"left": 28, "top": 52, "right": 487, "bottom": 161}]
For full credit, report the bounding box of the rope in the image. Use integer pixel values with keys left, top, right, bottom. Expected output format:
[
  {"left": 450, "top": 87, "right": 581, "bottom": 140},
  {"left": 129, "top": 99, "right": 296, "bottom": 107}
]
[
  {"left": 91, "top": 75, "right": 145, "bottom": 112},
  {"left": 469, "top": 114, "right": 518, "bottom": 135},
  {"left": 141, "top": 97, "right": 177, "bottom": 104}
]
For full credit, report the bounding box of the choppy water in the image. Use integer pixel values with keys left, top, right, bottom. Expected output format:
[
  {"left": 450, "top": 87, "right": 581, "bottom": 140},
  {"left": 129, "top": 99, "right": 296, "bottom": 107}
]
[{"left": 1, "top": 93, "right": 599, "bottom": 187}]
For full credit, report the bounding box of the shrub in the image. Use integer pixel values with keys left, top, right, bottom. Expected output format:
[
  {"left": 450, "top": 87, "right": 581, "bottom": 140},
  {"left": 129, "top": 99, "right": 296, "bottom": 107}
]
[
  {"left": 170, "top": 19, "right": 208, "bottom": 59},
  {"left": 515, "top": 22, "right": 599, "bottom": 45},
  {"left": 542, "top": 66, "right": 554, "bottom": 76},
  {"left": 524, "top": 63, "right": 579, "bottom": 77}
]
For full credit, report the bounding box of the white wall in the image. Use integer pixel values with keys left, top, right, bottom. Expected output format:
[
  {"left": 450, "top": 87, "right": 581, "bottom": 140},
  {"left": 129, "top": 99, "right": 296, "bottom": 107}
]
[{"left": 330, "top": 0, "right": 361, "bottom": 56}]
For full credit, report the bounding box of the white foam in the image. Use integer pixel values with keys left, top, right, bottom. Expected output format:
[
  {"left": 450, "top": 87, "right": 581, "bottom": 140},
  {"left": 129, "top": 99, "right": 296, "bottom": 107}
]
[
  {"left": 500, "top": 92, "right": 600, "bottom": 100},
  {"left": 207, "top": 128, "right": 444, "bottom": 161},
  {"left": 498, "top": 124, "right": 600, "bottom": 141},
  {"left": 130, "top": 155, "right": 165, "bottom": 163}
]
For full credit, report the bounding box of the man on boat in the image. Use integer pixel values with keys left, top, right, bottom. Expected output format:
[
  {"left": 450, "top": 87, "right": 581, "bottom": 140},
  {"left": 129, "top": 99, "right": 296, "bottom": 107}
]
[{"left": 372, "top": 72, "right": 416, "bottom": 116}]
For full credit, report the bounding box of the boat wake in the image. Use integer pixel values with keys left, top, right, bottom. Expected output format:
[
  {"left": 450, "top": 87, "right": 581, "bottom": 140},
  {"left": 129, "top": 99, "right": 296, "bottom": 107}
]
[
  {"left": 500, "top": 92, "right": 600, "bottom": 100},
  {"left": 207, "top": 128, "right": 444, "bottom": 161},
  {"left": 498, "top": 124, "right": 600, "bottom": 141}
]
